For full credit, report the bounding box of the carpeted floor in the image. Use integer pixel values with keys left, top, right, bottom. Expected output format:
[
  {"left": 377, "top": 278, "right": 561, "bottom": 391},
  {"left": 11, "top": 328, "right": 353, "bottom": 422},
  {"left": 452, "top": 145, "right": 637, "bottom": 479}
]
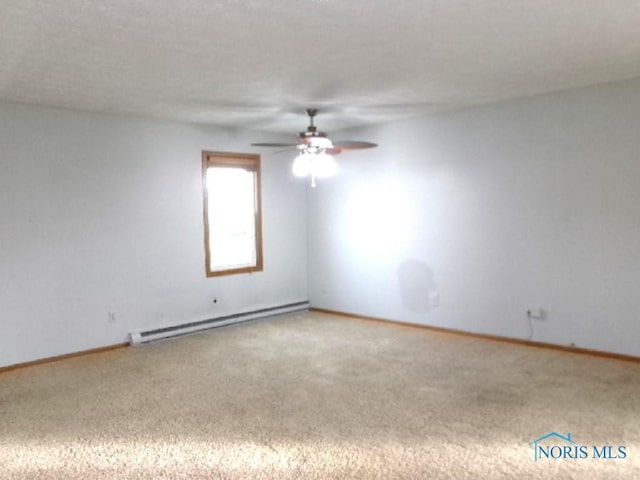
[{"left": 1, "top": 311, "right": 639, "bottom": 479}]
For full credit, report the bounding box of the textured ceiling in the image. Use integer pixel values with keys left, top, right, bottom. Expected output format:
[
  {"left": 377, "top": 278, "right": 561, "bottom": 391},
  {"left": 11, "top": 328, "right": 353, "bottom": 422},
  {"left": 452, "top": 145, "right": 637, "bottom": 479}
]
[{"left": 2, "top": 0, "right": 640, "bottom": 134}]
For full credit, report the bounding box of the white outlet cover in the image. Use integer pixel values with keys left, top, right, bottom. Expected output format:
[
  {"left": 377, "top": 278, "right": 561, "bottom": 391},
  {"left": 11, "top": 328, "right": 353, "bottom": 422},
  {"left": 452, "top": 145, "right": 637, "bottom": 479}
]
[
  {"left": 528, "top": 308, "right": 545, "bottom": 319},
  {"left": 430, "top": 292, "right": 440, "bottom": 307}
]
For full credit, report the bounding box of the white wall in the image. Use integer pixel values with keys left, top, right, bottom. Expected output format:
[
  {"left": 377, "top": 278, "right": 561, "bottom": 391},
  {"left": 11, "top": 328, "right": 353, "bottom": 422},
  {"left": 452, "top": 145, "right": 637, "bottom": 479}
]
[
  {"left": 0, "top": 102, "right": 308, "bottom": 368},
  {"left": 308, "top": 78, "right": 640, "bottom": 357}
]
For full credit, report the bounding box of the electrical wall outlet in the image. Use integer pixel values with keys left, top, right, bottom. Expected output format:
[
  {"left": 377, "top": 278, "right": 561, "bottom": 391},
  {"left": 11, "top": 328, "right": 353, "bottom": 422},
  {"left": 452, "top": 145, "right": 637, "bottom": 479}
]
[
  {"left": 526, "top": 308, "right": 545, "bottom": 320},
  {"left": 430, "top": 292, "right": 440, "bottom": 308}
]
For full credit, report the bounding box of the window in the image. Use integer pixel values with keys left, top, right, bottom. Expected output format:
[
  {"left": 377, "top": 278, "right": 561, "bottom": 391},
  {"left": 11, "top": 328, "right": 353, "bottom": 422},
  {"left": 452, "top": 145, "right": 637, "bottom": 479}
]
[{"left": 202, "top": 151, "right": 263, "bottom": 277}]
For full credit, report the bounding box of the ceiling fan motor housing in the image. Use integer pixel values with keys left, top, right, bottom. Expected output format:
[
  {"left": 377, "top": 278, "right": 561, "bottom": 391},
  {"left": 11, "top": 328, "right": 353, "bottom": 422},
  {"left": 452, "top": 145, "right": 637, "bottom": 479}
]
[
  {"left": 299, "top": 126, "right": 328, "bottom": 139},
  {"left": 298, "top": 107, "right": 328, "bottom": 140}
]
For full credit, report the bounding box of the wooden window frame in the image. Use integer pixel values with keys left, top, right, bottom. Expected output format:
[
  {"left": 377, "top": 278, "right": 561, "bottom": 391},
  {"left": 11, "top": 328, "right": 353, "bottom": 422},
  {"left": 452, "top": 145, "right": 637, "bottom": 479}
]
[{"left": 202, "top": 151, "right": 263, "bottom": 277}]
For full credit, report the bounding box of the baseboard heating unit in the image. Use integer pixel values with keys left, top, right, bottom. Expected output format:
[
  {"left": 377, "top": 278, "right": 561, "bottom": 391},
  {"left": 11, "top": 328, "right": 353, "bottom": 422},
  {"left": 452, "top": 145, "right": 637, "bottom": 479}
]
[{"left": 129, "top": 301, "right": 309, "bottom": 346}]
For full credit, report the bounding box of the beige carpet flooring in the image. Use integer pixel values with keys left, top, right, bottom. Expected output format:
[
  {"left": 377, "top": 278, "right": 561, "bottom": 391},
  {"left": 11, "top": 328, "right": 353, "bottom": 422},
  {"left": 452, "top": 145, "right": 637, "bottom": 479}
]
[{"left": 1, "top": 311, "right": 639, "bottom": 479}]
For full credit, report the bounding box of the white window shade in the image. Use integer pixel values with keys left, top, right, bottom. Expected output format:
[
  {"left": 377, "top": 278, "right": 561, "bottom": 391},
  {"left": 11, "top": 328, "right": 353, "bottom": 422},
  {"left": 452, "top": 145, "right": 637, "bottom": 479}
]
[{"left": 206, "top": 167, "right": 258, "bottom": 272}]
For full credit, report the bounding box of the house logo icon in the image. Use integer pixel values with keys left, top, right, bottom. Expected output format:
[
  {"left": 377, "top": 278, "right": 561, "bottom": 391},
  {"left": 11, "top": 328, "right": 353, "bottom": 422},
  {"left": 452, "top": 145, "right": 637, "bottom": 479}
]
[{"left": 529, "top": 432, "right": 576, "bottom": 461}]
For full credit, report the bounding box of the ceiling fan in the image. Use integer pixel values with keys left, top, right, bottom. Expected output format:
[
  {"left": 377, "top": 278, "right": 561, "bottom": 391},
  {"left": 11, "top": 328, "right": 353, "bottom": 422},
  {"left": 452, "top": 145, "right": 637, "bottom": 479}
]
[{"left": 251, "top": 109, "right": 378, "bottom": 186}]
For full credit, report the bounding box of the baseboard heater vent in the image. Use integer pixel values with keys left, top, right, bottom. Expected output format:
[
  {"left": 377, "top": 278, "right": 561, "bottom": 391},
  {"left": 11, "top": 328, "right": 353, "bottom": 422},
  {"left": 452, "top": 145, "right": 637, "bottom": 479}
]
[{"left": 129, "top": 301, "right": 309, "bottom": 346}]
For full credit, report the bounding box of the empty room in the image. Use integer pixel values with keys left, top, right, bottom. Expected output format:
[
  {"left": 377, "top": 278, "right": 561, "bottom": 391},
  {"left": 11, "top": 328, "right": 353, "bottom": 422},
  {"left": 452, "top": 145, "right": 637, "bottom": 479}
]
[{"left": 1, "top": 1, "right": 639, "bottom": 479}]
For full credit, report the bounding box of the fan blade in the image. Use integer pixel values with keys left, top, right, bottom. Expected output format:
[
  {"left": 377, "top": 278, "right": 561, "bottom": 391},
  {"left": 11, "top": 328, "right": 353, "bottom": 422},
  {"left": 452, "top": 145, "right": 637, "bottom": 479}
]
[
  {"left": 251, "top": 142, "right": 299, "bottom": 147},
  {"left": 332, "top": 141, "right": 378, "bottom": 150},
  {"left": 326, "top": 147, "right": 343, "bottom": 155},
  {"left": 272, "top": 146, "right": 298, "bottom": 154}
]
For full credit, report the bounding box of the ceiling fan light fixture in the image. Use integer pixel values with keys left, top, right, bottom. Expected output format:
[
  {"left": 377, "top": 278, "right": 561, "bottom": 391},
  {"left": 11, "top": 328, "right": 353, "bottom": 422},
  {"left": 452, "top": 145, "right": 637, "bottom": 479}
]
[
  {"left": 292, "top": 151, "right": 312, "bottom": 177},
  {"left": 291, "top": 149, "right": 337, "bottom": 186},
  {"left": 312, "top": 152, "right": 337, "bottom": 178}
]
